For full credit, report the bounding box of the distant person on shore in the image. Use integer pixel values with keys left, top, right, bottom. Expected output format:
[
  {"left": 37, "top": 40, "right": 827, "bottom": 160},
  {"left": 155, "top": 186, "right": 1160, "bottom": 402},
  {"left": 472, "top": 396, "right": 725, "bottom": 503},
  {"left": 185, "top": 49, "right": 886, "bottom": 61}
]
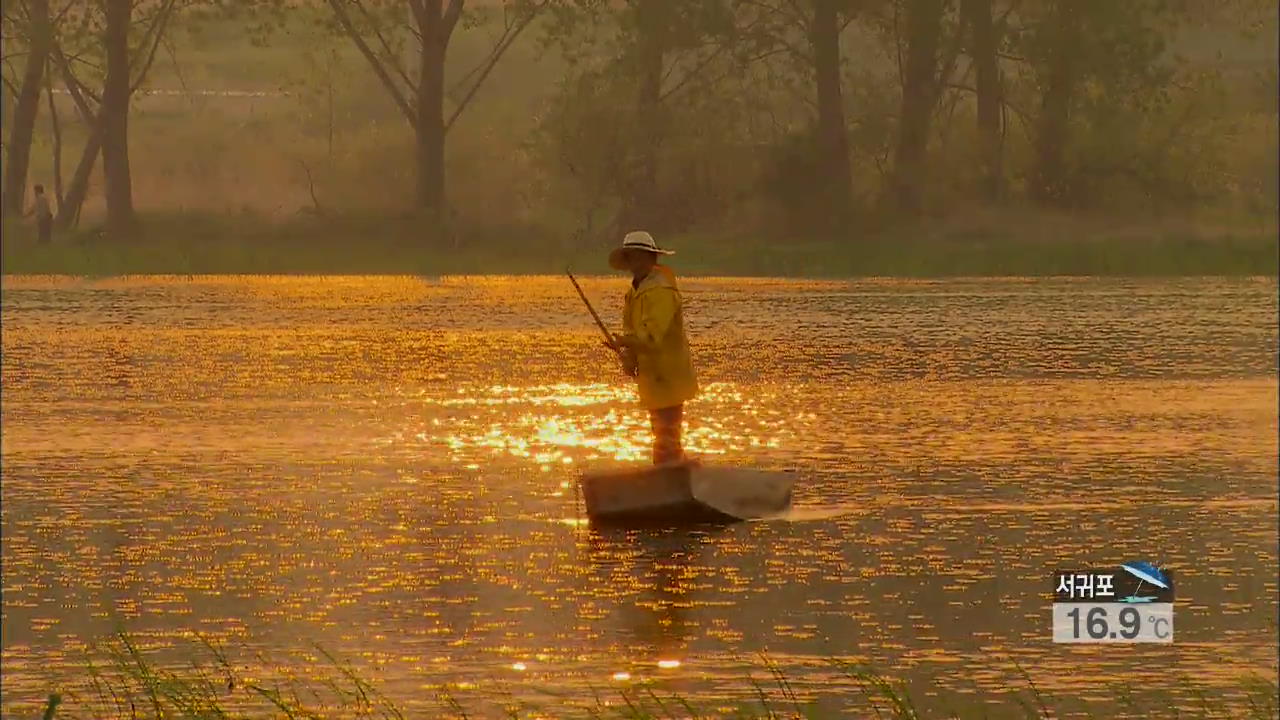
[
  {"left": 25, "top": 185, "right": 54, "bottom": 243},
  {"left": 608, "top": 230, "right": 699, "bottom": 466}
]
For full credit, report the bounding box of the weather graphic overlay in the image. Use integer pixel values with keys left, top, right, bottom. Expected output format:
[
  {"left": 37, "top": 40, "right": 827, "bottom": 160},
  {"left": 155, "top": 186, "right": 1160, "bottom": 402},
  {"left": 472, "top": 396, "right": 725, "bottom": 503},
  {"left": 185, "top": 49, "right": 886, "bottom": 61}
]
[{"left": 1052, "top": 562, "right": 1175, "bottom": 643}]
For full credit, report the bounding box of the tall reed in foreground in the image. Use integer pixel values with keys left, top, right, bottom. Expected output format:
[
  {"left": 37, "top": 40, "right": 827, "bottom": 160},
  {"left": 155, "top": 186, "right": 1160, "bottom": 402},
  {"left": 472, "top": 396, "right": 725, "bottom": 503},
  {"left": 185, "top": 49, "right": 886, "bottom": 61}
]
[{"left": 23, "top": 632, "right": 1280, "bottom": 719}]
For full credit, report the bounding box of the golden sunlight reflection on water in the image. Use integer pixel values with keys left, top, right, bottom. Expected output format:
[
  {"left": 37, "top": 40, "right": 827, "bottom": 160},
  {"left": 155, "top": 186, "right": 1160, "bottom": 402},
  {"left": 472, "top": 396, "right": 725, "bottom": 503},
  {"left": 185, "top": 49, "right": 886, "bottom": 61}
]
[
  {"left": 1, "top": 275, "right": 1277, "bottom": 717},
  {"left": 427, "top": 381, "right": 783, "bottom": 467}
]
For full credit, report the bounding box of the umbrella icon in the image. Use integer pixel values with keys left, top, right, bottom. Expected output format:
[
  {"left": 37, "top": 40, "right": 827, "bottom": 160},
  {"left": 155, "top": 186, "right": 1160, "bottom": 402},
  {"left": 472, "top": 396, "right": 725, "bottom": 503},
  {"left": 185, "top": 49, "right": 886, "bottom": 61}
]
[{"left": 1120, "top": 561, "right": 1169, "bottom": 603}]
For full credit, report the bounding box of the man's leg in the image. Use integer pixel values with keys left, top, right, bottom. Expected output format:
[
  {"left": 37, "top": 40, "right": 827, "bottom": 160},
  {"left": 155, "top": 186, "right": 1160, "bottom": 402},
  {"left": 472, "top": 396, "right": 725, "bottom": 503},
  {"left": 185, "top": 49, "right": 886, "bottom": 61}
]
[
  {"left": 649, "top": 404, "right": 685, "bottom": 466},
  {"left": 38, "top": 216, "right": 52, "bottom": 244}
]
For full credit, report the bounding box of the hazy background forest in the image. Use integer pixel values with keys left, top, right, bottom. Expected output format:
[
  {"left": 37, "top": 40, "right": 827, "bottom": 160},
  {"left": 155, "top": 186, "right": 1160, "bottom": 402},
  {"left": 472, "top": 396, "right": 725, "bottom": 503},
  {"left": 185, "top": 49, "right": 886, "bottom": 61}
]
[{"left": 1, "top": 0, "right": 1276, "bottom": 274}]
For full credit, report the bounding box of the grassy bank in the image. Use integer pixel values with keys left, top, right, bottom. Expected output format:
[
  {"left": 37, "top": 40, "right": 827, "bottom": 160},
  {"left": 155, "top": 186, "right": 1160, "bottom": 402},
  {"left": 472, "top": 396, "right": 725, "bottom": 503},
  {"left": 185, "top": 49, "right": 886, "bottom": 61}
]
[
  {"left": 3, "top": 211, "right": 1276, "bottom": 277},
  {"left": 15, "top": 632, "right": 1279, "bottom": 719}
]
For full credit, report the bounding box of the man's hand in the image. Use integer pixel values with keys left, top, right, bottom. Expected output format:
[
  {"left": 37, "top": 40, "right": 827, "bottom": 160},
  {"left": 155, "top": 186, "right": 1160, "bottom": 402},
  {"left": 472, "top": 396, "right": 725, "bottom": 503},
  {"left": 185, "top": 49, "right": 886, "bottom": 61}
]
[
  {"left": 601, "top": 336, "right": 638, "bottom": 376},
  {"left": 604, "top": 334, "right": 642, "bottom": 352},
  {"left": 599, "top": 339, "right": 637, "bottom": 376},
  {"left": 620, "top": 347, "right": 638, "bottom": 376},
  {"left": 614, "top": 334, "right": 642, "bottom": 351}
]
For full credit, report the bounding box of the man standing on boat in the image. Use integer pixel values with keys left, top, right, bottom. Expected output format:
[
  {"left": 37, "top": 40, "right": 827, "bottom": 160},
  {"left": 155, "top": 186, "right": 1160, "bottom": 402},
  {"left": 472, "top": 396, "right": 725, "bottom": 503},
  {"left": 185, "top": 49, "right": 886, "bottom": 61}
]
[{"left": 609, "top": 231, "right": 699, "bottom": 466}]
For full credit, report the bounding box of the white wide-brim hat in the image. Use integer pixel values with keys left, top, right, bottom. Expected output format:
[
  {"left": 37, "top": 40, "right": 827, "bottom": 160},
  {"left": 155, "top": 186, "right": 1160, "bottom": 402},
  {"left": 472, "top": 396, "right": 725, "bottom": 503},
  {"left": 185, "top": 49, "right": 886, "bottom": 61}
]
[{"left": 608, "top": 230, "right": 675, "bottom": 270}]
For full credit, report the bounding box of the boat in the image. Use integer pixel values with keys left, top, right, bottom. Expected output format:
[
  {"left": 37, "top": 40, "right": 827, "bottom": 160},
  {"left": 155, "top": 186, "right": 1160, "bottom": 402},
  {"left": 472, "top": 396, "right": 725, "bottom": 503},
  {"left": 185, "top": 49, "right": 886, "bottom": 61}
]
[{"left": 579, "top": 461, "right": 796, "bottom": 526}]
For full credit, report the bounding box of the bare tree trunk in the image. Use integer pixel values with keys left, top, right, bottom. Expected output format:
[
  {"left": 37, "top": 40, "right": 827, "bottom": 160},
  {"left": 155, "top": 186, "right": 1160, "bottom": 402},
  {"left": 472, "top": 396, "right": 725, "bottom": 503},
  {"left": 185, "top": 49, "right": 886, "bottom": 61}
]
[
  {"left": 326, "top": 51, "right": 335, "bottom": 161},
  {"left": 413, "top": 0, "right": 460, "bottom": 220},
  {"left": 811, "top": 0, "right": 851, "bottom": 210},
  {"left": 891, "top": 0, "right": 944, "bottom": 214},
  {"left": 415, "top": 47, "right": 446, "bottom": 214},
  {"left": 1032, "top": 0, "right": 1078, "bottom": 205},
  {"left": 416, "top": 2, "right": 447, "bottom": 214},
  {"left": 58, "top": 120, "right": 103, "bottom": 229},
  {"left": 962, "top": 0, "right": 1002, "bottom": 202},
  {"left": 2, "top": 0, "right": 51, "bottom": 218},
  {"left": 101, "top": 0, "right": 136, "bottom": 235},
  {"left": 629, "top": 0, "right": 664, "bottom": 228},
  {"left": 45, "top": 64, "right": 64, "bottom": 210},
  {"left": 55, "top": 46, "right": 101, "bottom": 229},
  {"left": 327, "top": 0, "right": 536, "bottom": 221}
]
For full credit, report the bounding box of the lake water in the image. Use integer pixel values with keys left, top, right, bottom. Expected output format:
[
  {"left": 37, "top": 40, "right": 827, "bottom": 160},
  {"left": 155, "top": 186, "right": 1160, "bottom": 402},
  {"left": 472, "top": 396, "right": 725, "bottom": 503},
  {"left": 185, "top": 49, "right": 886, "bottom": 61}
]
[{"left": 2, "top": 275, "right": 1277, "bottom": 717}]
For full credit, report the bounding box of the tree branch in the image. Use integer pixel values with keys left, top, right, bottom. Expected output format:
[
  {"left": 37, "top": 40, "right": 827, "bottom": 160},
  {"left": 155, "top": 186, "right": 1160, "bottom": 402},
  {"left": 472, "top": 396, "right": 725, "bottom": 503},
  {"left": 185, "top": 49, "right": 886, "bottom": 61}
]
[
  {"left": 296, "top": 158, "right": 323, "bottom": 215},
  {"left": 442, "top": 0, "right": 463, "bottom": 42},
  {"left": 946, "top": 81, "right": 1029, "bottom": 127},
  {"left": 130, "top": 0, "right": 179, "bottom": 92},
  {"left": 0, "top": 69, "right": 18, "bottom": 97},
  {"left": 59, "top": 50, "right": 102, "bottom": 73},
  {"left": 995, "top": 0, "right": 1021, "bottom": 28},
  {"left": 676, "top": 42, "right": 792, "bottom": 104},
  {"left": 448, "top": 6, "right": 521, "bottom": 96},
  {"left": 50, "top": 0, "right": 78, "bottom": 26},
  {"left": 893, "top": 0, "right": 905, "bottom": 91},
  {"left": 659, "top": 8, "right": 765, "bottom": 97},
  {"left": 0, "top": 4, "right": 24, "bottom": 27},
  {"left": 350, "top": 0, "right": 415, "bottom": 91},
  {"left": 761, "top": 29, "right": 811, "bottom": 65},
  {"left": 54, "top": 42, "right": 99, "bottom": 119},
  {"left": 161, "top": 34, "right": 190, "bottom": 98},
  {"left": 737, "top": 0, "right": 811, "bottom": 62},
  {"left": 46, "top": 61, "right": 66, "bottom": 209},
  {"left": 932, "top": 18, "right": 967, "bottom": 106},
  {"left": 780, "top": 0, "right": 811, "bottom": 35},
  {"left": 660, "top": 41, "right": 732, "bottom": 103},
  {"left": 325, "top": 0, "right": 416, "bottom": 126},
  {"left": 408, "top": 0, "right": 426, "bottom": 32},
  {"left": 444, "top": 0, "right": 541, "bottom": 133},
  {"left": 6, "top": 0, "right": 30, "bottom": 27}
]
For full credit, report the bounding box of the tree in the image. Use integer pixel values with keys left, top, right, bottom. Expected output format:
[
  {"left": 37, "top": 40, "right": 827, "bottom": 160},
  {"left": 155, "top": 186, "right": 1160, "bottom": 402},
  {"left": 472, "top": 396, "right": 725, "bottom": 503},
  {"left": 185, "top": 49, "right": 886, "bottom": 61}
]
[
  {"left": 50, "top": 0, "right": 179, "bottom": 234},
  {"left": 961, "top": 0, "right": 1001, "bottom": 201},
  {"left": 810, "top": 0, "right": 852, "bottom": 206},
  {"left": 52, "top": 42, "right": 105, "bottom": 229},
  {"left": 43, "top": 49, "right": 64, "bottom": 209},
  {"left": 732, "top": 0, "right": 864, "bottom": 216},
  {"left": 101, "top": 0, "right": 135, "bottom": 233},
  {"left": 542, "top": 0, "right": 742, "bottom": 235},
  {"left": 1, "top": 0, "right": 51, "bottom": 218},
  {"left": 322, "top": 0, "right": 547, "bottom": 219},
  {"left": 1028, "top": 0, "right": 1077, "bottom": 205},
  {"left": 889, "top": 0, "right": 946, "bottom": 213},
  {"left": 1020, "top": 0, "right": 1178, "bottom": 206},
  {"left": 627, "top": 0, "right": 664, "bottom": 228}
]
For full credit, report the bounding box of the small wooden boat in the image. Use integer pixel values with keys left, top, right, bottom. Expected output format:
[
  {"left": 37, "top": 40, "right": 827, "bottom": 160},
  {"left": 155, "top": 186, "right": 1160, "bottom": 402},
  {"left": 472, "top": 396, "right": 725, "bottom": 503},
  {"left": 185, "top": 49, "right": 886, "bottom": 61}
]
[{"left": 579, "top": 462, "right": 795, "bottom": 525}]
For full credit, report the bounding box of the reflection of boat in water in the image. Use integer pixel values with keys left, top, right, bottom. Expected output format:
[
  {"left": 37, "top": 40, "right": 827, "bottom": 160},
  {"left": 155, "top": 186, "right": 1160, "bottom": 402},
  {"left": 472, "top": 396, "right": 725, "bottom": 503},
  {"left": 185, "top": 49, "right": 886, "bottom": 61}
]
[
  {"left": 582, "top": 526, "right": 716, "bottom": 656},
  {"left": 579, "top": 462, "right": 795, "bottom": 526}
]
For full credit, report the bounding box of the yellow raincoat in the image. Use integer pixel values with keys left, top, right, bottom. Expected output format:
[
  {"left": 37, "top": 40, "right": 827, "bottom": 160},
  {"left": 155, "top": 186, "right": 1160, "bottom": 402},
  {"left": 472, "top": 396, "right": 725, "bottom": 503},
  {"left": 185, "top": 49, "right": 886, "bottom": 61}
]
[{"left": 619, "top": 265, "right": 699, "bottom": 410}]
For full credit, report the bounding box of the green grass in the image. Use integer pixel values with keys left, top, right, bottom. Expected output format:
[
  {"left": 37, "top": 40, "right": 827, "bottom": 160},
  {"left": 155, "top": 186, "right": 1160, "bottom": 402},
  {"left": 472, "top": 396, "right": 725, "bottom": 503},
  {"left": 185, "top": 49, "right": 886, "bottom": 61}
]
[
  {"left": 14, "top": 632, "right": 1280, "bottom": 719},
  {"left": 673, "top": 228, "right": 1280, "bottom": 278},
  {"left": 3, "top": 210, "right": 1276, "bottom": 277}
]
